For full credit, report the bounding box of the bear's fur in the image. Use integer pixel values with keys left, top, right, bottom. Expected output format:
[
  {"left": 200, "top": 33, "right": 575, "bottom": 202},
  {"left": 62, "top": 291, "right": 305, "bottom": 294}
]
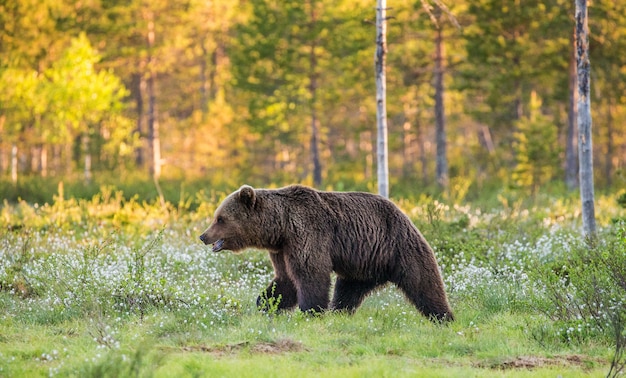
[{"left": 199, "top": 184, "right": 454, "bottom": 322}]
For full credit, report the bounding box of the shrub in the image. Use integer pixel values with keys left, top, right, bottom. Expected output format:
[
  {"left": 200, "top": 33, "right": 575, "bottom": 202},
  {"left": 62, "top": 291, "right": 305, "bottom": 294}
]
[{"left": 534, "top": 222, "right": 626, "bottom": 377}]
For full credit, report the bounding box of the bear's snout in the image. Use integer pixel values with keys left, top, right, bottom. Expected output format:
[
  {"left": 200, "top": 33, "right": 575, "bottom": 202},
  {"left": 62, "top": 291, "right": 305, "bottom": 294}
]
[{"left": 199, "top": 233, "right": 209, "bottom": 245}]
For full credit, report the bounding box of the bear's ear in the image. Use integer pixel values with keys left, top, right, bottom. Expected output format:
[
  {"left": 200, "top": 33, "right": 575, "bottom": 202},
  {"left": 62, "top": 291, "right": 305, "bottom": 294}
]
[{"left": 238, "top": 185, "right": 256, "bottom": 208}]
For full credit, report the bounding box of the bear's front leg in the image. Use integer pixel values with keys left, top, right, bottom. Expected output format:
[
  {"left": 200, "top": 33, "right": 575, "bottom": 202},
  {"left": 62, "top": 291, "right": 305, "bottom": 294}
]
[
  {"left": 257, "top": 252, "right": 298, "bottom": 312},
  {"left": 286, "top": 254, "right": 331, "bottom": 313},
  {"left": 257, "top": 278, "right": 298, "bottom": 312}
]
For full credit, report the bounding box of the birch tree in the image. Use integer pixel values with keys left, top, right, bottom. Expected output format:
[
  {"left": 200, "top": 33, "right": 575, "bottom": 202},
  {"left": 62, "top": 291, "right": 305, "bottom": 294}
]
[
  {"left": 375, "top": 0, "right": 389, "bottom": 198},
  {"left": 433, "top": 7, "right": 448, "bottom": 191},
  {"left": 308, "top": 0, "right": 323, "bottom": 187},
  {"left": 575, "top": 0, "right": 596, "bottom": 237},
  {"left": 144, "top": 8, "right": 161, "bottom": 180}
]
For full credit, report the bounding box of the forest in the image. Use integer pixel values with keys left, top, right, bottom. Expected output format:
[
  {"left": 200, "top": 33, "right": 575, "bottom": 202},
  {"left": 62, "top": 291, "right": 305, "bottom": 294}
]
[{"left": 1, "top": 0, "right": 624, "bottom": 200}]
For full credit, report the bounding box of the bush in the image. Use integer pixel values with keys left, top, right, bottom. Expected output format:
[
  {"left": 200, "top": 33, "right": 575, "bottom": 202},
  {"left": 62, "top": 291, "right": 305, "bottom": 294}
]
[{"left": 534, "top": 222, "right": 626, "bottom": 377}]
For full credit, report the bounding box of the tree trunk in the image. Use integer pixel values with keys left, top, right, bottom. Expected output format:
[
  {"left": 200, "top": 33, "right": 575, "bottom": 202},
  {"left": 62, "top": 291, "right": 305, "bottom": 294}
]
[
  {"left": 30, "top": 145, "right": 38, "bottom": 174},
  {"left": 200, "top": 43, "right": 209, "bottom": 117},
  {"left": 375, "top": 0, "right": 389, "bottom": 198},
  {"left": 575, "top": 0, "right": 596, "bottom": 237},
  {"left": 309, "top": 0, "right": 322, "bottom": 187},
  {"left": 131, "top": 72, "right": 145, "bottom": 168},
  {"left": 605, "top": 100, "right": 613, "bottom": 187},
  {"left": 565, "top": 29, "right": 579, "bottom": 191},
  {"left": 83, "top": 134, "right": 92, "bottom": 183},
  {"left": 416, "top": 116, "right": 428, "bottom": 184},
  {"left": 478, "top": 124, "right": 495, "bottom": 155},
  {"left": 146, "top": 13, "right": 161, "bottom": 179},
  {"left": 360, "top": 131, "right": 373, "bottom": 180},
  {"left": 434, "top": 13, "right": 448, "bottom": 191},
  {"left": 147, "top": 73, "right": 161, "bottom": 180},
  {"left": 11, "top": 143, "right": 18, "bottom": 184},
  {"left": 40, "top": 146, "right": 47, "bottom": 177},
  {"left": 310, "top": 111, "right": 322, "bottom": 187},
  {"left": 402, "top": 120, "right": 412, "bottom": 178}
]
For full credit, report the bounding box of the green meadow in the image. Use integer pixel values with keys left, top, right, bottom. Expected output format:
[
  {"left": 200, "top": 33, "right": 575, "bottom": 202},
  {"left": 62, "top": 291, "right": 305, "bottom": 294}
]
[{"left": 1, "top": 186, "right": 624, "bottom": 377}]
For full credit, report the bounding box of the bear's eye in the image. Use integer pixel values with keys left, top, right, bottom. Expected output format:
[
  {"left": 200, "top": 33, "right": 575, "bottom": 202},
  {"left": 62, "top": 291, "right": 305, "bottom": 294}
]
[{"left": 215, "top": 216, "right": 224, "bottom": 224}]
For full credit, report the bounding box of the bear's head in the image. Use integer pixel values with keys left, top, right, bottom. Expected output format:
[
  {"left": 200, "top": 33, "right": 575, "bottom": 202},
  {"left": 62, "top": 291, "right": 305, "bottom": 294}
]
[{"left": 199, "top": 185, "right": 261, "bottom": 252}]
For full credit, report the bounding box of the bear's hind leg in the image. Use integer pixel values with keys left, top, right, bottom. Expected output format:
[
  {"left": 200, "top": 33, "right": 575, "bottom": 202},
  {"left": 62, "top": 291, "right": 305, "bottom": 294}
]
[
  {"left": 395, "top": 273, "right": 454, "bottom": 322},
  {"left": 331, "top": 278, "right": 379, "bottom": 313},
  {"left": 295, "top": 274, "right": 331, "bottom": 314}
]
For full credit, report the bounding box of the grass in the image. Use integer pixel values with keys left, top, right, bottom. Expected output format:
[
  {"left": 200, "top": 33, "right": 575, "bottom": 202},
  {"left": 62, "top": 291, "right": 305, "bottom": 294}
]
[
  {"left": 0, "top": 294, "right": 610, "bottom": 377},
  {"left": 0, "top": 185, "right": 624, "bottom": 377}
]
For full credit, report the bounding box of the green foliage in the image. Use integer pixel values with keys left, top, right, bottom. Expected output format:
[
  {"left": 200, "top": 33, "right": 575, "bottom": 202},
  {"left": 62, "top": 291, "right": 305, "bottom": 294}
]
[
  {"left": 256, "top": 282, "right": 283, "bottom": 317},
  {"left": 461, "top": 0, "right": 571, "bottom": 126},
  {"left": 44, "top": 34, "right": 125, "bottom": 139},
  {"left": 0, "top": 231, "right": 36, "bottom": 297},
  {"left": 617, "top": 192, "right": 626, "bottom": 209},
  {"left": 114, "top": 230, "right": 175, "bottom": 320},
  {"left": 0, "top": 30, "right": 132, "bottom": 180},
  {"left": 0, "top": 67, "right": 41, "bottom": 141},
  {"left": 76, "top": 343, "right": 164, "bottom": 378}
]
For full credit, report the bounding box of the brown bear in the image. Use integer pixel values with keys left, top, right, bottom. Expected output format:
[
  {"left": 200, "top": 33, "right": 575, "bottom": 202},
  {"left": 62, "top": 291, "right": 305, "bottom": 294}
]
[{"left": 199, "top": 184, "right": 454, "bottom": 322}]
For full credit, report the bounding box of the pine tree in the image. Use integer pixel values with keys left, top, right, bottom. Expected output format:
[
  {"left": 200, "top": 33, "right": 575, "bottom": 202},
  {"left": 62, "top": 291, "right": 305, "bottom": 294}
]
[{"left": 511, "top": 92, "right": 560, "bottom": 194}]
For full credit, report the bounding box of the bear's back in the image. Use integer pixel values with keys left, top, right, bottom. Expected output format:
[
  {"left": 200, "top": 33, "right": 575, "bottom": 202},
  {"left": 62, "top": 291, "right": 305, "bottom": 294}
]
[
  {"left": 319, "top": 190, "right": 405, "bottom": 225},
  {"left": 273, "top": 185, "right": 408, "bottom": 227}
]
